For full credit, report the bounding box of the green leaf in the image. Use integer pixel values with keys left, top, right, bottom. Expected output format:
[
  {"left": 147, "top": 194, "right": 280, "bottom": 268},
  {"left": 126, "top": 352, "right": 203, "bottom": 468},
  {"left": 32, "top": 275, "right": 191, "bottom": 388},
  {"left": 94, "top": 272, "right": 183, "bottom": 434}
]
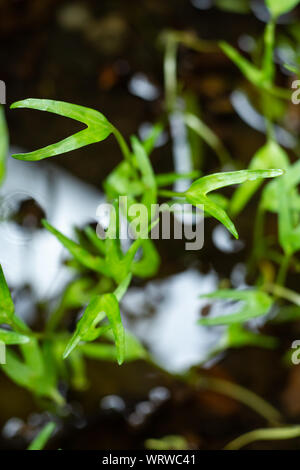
[
  {"left": 114, "top": 273, "right": 132, "bottom": 302},
  {"left": 84, "top": 226, "right": 106, "bottom": 255},
  {"left": 198, "top": 289, "right": 273, "bottom": 325},
  {"left": 0, "top": 328, "right": 30, "bottom": 345},
  {"left": 186, "top": 169, "right": 283, "bottom": 238},
  {"left": 262, "top": 21, "right": 276, "bottom": 83},
  {"left": 64, "top": 293, "right": 125, "bottom": 365},
  {"left": 131, "top": 239, "right": 160, "bottom": 278},
  {"left": 2, "top": 343, "right": 63, "bottom": 404},
  {"left": 80, "top": 329, "right": 147, "bottom": 362},
  {"left": 46, "top": 277, "right": 95, "bottom": 332},
  {"left": 230, "top": 140, "right": 288, "bottom": 216},
  {"left": 220, "top": 41, "right": 264, "bottom": 87},
  {"left": 265, "top": 0, "right": 300, "bottom": 18},
  {"left": 187, "top": 169, "right": 283, "bottom": 197},
  {"left": 0, "top": 265, "right": 15, "bottom": 323},
  {"left": 105, "top": 161, "right": 144, "bottom": 199},
  {"left": 131, "top": 136, "right": 157, "bottom": 210},
  {"left": 184, "top": 113, "right": 232, "bottom": 166},
  {"left": 42, "top": 220, "right": 111, "bottom": 277},
  {"left": 0, "top": 106, "right": 8, "bottom": 185},
  {"left": 28, "top": 422, "right": 56, "bottom": 450},
  {"left": 220, "top": 41, "right": 290, "bottom": 98},
  {"left": 142, "top": 122, "right": 164, "bottom": 155},
  {"left": 10, "top": 99, "right": 113, "bottom": 161},
  {"left": 277, "top": 173, "right": 300, "bottom": 255},
  {"left": 68, "top": 349, "right": 88, "bottom": 390}
]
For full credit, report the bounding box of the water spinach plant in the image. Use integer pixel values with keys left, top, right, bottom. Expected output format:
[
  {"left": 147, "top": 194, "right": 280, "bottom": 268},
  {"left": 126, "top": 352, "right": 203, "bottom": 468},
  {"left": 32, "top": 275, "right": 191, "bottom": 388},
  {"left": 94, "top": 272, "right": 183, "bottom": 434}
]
[{"left": 1, "top": 0, "right": 300, "bottom": 450}]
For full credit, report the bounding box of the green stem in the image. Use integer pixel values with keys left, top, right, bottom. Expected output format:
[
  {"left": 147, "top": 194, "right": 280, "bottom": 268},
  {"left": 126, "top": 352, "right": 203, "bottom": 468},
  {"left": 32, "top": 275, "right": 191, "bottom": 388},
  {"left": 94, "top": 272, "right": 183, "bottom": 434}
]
[
  {"left": 263, "top": 19, "right": 276, "bottom": 84},
  {"left": 164, "top": 33, "right": 178, "bottom": 112},
  {"left": 193, "top": 375, "right": 281, "bottom": 426},
  {"left": 148, "top": 359, "right": 281, "bottom": 426},
  {"left": 10, "top": 315, "right": 42, "bottom": 339},
  {"left": 276, "top": 254, "right": 291, "bottom": 287},
  {"left": 46, "top": 304, "right": 65, "bottom": 333},
  {"left": 225, "top": 425, "right": 300, "bottom": 450},
  {"left": 111, "top": 126, "right": 132, "bottom": 162},
  {"left": 264, "top": 283, "right": 300, "bottom": 306},
  {"left": 158, "top": 189, "right": 185, "bottom": 198}
]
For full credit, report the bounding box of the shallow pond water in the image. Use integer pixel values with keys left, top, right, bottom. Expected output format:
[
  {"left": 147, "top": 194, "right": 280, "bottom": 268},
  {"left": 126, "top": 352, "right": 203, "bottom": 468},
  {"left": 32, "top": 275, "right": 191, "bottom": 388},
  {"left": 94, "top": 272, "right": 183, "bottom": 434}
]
[{"left": 1, "top": 0, "right": 300, "bottom": 450}]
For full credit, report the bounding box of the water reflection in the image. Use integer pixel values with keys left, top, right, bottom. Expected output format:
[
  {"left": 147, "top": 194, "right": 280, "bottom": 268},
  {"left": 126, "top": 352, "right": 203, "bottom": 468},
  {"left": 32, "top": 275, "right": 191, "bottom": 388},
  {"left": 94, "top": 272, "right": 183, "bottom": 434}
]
[
  {"left": 128, "top": 73, "right": 160, "bottom": 101},
  {"left": 122, "top": 268, "right": 222, "bottom": 373},
  {"left": 0, "top": 149, "right": 103, "bottom": 300}
]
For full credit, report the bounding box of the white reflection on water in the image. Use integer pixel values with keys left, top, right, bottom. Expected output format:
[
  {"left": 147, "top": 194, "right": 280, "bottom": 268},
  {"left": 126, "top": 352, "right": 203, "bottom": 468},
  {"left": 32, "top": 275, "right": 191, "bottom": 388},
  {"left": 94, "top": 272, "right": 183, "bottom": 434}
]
[
  {"left": 0, "top": 149, "right": 103, "bottom": 300},
  {"left": 128, "top": 73, "right": 160, "bottom": 101},
  {"left": 122, "top": 268, "right": 223, "bottom": 373}
]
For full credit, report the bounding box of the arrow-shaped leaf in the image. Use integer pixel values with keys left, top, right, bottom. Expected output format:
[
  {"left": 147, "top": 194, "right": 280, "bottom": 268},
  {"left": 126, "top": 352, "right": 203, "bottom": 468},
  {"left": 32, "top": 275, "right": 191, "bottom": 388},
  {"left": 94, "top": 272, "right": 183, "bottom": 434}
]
[
  {"left": 186, "top": 169, "right": 283, "bottom": 239},
  {"left": 64, "top": 293, "right": 125, "bottom": 365},
  {"left": 10, "top": 99, "right": 113, "bottom": 161}
]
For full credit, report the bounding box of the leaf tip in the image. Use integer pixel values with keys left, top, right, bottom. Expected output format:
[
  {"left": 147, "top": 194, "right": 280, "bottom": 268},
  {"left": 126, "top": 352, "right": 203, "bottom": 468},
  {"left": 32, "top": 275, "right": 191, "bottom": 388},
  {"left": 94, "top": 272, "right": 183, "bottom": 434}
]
[
  {"left": 63, "top": 335, "right": 80, "bottom": 359},
  {"left": 10, "top": 102, "right": 19, "bottom": 110}
]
